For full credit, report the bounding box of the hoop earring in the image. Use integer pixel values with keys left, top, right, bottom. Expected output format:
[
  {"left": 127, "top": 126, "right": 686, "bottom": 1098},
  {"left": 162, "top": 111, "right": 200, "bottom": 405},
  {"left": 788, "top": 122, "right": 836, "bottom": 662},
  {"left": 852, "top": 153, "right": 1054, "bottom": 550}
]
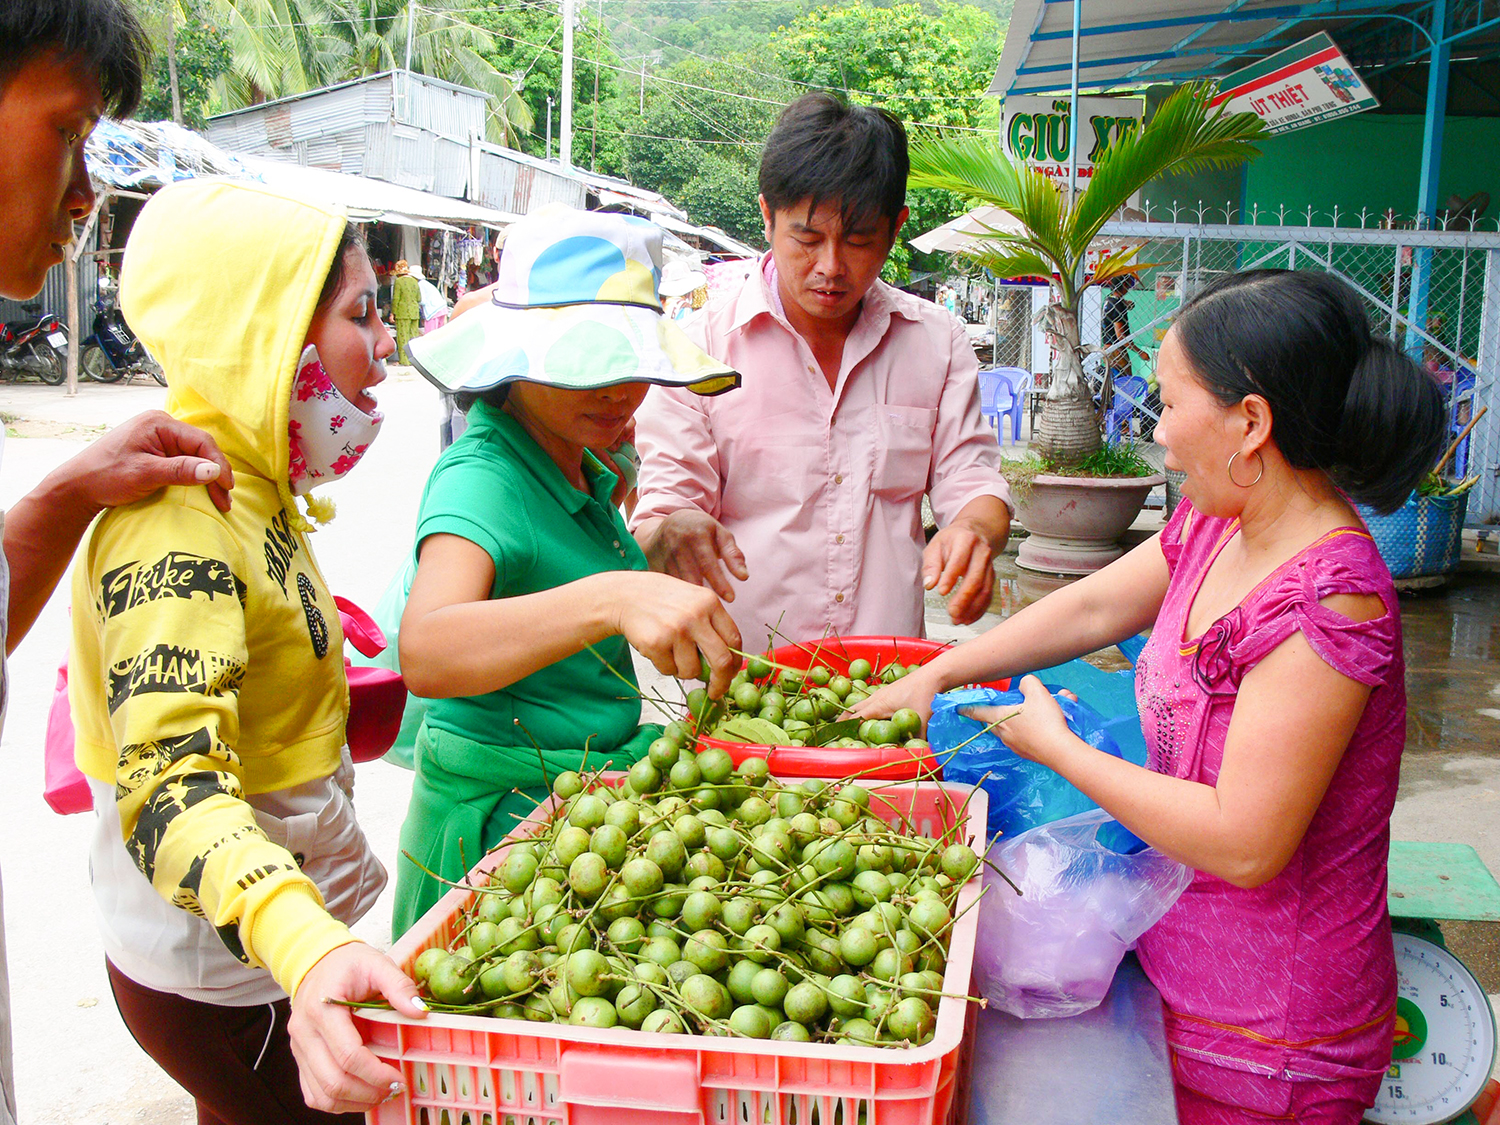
[{"left": 1227, "top": 450, "right": 1264, "bottom": 488}]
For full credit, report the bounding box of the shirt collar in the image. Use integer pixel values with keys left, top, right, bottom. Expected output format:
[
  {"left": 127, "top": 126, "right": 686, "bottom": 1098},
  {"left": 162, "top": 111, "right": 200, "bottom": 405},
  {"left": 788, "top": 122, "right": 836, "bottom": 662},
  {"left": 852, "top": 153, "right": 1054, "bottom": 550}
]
[
  {"left": 469, "top": 400, "right": 619, "bottom": 515},
  {"left": 728, "top": 251, "right": 924, "bottom": 337}
]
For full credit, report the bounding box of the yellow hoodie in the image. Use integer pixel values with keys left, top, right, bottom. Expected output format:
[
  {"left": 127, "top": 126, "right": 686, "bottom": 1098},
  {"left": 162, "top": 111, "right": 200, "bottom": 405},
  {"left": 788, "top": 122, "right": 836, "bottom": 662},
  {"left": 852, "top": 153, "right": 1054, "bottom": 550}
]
[{"left": 70, "top": 179, "right": 359, "bottom": 998}]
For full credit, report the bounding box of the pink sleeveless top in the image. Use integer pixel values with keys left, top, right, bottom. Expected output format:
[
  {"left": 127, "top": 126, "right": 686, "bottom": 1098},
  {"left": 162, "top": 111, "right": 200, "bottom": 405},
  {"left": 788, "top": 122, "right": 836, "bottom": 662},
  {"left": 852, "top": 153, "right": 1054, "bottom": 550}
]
[{"left": 1134, "top": 501, "right": 1401, "bottom": 1086}]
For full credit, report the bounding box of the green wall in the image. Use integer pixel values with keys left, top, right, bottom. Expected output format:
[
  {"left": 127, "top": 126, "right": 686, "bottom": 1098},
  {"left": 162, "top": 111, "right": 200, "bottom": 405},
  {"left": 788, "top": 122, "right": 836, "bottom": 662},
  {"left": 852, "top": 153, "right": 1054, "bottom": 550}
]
[{"left": 1143, "top": 112, "right": 1500, "bottom": 226}]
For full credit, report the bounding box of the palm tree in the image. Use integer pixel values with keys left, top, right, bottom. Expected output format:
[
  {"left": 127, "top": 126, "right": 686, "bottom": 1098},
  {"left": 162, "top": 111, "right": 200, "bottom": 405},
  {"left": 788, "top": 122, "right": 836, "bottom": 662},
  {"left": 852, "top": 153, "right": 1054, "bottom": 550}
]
[
  {"left": 206, "top": 0, "right": 532, "bottom": 144},
  {"left": 909, "top": 81, "right": 1266, "bottom": 467}
]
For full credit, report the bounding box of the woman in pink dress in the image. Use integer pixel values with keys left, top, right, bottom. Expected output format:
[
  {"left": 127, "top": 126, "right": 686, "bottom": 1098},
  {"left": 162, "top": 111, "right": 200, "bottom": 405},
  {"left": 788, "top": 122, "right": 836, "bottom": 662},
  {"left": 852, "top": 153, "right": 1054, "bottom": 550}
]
[{"left": 857, "top": 270, "right": 1448, "bottom": 1122}]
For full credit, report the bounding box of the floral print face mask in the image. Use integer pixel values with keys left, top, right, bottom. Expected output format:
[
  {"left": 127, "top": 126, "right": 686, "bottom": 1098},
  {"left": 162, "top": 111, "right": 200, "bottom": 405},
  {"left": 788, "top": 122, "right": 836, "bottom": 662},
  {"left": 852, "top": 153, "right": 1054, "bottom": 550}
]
[{"left": 288, "top": 345, "right": 384, "bottom": 495}]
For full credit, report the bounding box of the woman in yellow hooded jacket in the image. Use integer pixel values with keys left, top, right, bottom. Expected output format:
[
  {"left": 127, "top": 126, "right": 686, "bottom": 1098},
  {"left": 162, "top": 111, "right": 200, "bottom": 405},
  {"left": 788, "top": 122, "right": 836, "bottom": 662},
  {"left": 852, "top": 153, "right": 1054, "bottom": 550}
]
[{"left": 68, "top": 179, "right": 427, "bottom": 1122}]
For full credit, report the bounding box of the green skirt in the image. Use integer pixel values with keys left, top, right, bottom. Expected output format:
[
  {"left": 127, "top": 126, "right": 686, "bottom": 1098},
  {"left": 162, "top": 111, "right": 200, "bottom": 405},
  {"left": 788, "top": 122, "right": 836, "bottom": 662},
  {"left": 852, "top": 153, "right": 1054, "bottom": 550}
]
[{"left": 391, "top": 720, "right": 658, "bottom": 939}]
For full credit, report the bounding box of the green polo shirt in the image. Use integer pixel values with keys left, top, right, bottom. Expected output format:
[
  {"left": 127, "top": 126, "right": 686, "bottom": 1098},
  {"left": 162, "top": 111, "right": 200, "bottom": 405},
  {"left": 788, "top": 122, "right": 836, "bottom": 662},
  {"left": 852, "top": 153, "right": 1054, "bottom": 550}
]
[{"left": 413, "top": 400, "right": 647, "bottom": 755}]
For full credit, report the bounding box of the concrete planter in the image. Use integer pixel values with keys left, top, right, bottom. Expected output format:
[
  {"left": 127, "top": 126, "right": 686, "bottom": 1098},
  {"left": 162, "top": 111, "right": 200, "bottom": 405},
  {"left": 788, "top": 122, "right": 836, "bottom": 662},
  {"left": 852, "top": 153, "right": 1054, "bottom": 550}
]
[{"left": 1014, "top": 472, "right": 1165, "bottom": 575}]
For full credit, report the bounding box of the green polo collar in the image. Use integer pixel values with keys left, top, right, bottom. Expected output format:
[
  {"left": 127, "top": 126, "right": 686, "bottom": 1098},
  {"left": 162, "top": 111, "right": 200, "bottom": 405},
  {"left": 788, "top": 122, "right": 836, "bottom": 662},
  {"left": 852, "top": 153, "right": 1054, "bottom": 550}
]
[{"left": 467, "top": 400, "right": 620, "bottom": 515}]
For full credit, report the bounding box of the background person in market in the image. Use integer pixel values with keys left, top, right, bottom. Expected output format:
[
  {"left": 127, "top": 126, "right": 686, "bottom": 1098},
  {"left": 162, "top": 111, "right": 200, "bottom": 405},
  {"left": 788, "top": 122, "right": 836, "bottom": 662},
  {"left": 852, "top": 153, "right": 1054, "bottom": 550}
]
[
  {"left": 70, "top": 178, "right": 431, "bottom": 1121},
  {"left": 855, "top": 270, "right": 1448, "bottom": 1124},
  {"left": 391, "top": 206, "right": 742, "bottom": 936},
  {"left": 390, "top": 258, "right": 421, "bottom": 364},
  {"left": 0, "top": 4, "right": 238, "bottom": 1121},
  {"left": 631, "top": 94, "right": 1011, "bottom": 651}
]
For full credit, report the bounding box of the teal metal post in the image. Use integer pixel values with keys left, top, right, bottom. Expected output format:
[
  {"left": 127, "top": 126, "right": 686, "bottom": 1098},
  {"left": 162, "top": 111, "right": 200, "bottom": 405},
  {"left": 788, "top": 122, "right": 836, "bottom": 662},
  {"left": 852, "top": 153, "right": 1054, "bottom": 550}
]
[{"left": 1407, "top": 0, "right": 1450, "bottom": 361}]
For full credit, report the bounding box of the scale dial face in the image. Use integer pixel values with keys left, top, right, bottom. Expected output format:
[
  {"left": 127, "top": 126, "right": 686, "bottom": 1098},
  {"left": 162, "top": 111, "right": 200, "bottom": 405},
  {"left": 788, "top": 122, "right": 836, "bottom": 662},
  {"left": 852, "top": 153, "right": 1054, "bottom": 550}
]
[{"left": 1365, "top": 932, "right": 1497, "bottom": 1124}]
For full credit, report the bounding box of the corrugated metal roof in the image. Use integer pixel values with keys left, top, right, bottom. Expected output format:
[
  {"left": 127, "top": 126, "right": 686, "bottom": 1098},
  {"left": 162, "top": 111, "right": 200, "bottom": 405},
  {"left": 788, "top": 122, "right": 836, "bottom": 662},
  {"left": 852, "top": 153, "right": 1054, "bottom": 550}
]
[
  {"left": 247, "top": 157, "right": 518, "bottom": 227},
  {"left": 989, "top": 0, "right": 1497, "bottom": 98}
]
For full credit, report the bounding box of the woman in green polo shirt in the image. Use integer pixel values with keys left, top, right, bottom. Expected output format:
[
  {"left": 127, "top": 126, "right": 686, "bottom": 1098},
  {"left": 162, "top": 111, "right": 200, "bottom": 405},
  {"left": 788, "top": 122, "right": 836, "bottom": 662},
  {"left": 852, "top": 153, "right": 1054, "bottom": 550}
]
[{"left": 391, "top": 207, "right": 742, "bottom": 935}]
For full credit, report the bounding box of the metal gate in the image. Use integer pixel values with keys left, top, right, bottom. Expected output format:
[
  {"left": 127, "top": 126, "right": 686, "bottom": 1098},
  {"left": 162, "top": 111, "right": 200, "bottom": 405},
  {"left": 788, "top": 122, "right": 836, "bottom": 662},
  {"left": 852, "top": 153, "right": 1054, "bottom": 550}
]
[{"left": 1093, "top": 219, "right": 1500, "bottom": 528}]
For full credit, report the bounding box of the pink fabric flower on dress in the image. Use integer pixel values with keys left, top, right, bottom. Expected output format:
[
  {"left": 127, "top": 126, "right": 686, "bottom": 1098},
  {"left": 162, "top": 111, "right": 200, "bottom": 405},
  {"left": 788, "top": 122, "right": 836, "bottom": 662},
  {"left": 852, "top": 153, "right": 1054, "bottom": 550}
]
[
  {"left": 329, "top": 414, "right": 345, "bottom": 432},
  {"left": 1191, "top": 608, "right": 1246, "bottom": 696}
]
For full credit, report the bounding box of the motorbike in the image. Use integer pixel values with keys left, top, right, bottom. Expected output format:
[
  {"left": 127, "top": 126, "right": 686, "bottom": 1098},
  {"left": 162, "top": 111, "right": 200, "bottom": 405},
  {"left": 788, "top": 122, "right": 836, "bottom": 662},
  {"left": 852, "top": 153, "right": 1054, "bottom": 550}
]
[
  {"left": 81, "top": 278, "right": 165, "bottom": 386},
  {"left": 0, "top": 308, "right": 67, "bottom": 385}
]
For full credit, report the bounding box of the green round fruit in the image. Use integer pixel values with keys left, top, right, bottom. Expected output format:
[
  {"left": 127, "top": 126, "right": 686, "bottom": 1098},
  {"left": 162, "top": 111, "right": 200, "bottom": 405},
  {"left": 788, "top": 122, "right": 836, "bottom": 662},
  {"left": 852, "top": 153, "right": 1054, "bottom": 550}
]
[
  {"left": 614, "top": 983, "right": 657, "bottom": 1028},
  {"left": 589, "top": 824, "right": 628, "bottom": 869},
  {"left": 742, "top": 924, "right": 782, "bottom": 964},
  {"left": 772, "top": 1020, "right": 811, "bottom": 1042},
  {"left": 552, "top": 771, "right": 585, "bottom": 800},
  {"left": 732, "top": 683, "right": 762, "bottom": 713},
  {"left": 568, "top": 793, "right": 608, "bottom": 831},
  {"left": 729, "top": 1004, "right": 773, "bottom": 1038},
  {"left": 645, "top": 832, "right": 687, "bottom": 879},
  {"left": 606, "top": 917, "right": 645, "bottom": 953},
  {"left": 427, "top": 958, "right": 472, "bottom": 1006},
  {"left": 941, "top": 843, "right": 980, "bottom": 883},
  {"left": 648, "top": 738, "right": 680, "bottom": 770},
  {"left": 569, "top": 996, "right": 618, "bottom": 1028},
  {"left": 642, "top": 1009, "right": 686, "bottom": 1035},
  {"left": 696, "top": 746, "right": 735, "bottom": 785},
  {"left": 892, "top": 709, "right": 923, "bottom": 739},
  {"left": 413, "top": 946, "right": 448, "bottom": 985},
  {"left": 683, "top": 930, "right": 730, "bottom": 975},
  {"left": 750, "top": 968, "right": 789, "bottom": 1008},
  {"left": 782, "top": 981, "right": 827, "bottom": 1025},
  {"left": 680, "top": 891, "right": 722, "bottom": 932},
  {"left": 567, "top": 852, "right": 609, "bottom": 900},
  {"left": 628, "top": 759, "right": 662, "bottom": 795},
  {"left": 847, "top": 658, "right": 873, "bottom": 682},
  {"left": 680, "top": 974, "right": 732, "bottom": 1020}
]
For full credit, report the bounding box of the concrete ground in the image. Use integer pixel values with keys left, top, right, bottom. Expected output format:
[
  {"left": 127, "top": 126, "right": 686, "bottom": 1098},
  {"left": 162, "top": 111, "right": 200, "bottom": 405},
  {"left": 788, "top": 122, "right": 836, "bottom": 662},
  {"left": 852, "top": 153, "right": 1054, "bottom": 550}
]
[{"left": 0, "top": 374, "right": 1496, "bottom": 1121}]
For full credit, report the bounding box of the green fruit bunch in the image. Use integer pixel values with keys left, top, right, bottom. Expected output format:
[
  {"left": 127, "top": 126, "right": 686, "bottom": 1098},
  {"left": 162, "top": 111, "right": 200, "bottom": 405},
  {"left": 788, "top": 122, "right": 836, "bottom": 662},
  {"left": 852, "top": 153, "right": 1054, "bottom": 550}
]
[
  {"left": 408, "top": 751, "right": 982, "bottom": 1048},
  {"left": 688, "top": 654, "right": 930, "bottom": 752}
]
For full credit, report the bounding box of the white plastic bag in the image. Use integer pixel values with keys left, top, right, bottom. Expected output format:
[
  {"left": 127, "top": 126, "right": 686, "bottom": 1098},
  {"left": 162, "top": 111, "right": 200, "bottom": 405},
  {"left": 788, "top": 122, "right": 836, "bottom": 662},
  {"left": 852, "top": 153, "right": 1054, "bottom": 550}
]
[{"left": 974, "top": 809, "right": 1193, "bottom": 1019}]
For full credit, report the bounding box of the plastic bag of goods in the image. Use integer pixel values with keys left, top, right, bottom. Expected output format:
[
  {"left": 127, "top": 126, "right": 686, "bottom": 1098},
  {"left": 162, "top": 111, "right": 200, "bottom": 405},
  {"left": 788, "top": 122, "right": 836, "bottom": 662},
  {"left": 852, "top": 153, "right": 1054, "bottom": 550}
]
[
  {"left": 975, "top": 809, "right": 1192, "bottom": 1018},
  {"left": 930, "top": 686, "right": 1130, "bottom": 842}
]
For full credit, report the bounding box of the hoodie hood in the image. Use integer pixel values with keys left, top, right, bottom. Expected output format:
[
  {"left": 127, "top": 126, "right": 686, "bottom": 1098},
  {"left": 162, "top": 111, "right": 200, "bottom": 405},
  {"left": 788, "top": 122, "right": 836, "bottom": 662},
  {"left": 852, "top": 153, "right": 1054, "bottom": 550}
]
[{"left": 120, "top": 179, "right": 348, "bottom": 503}]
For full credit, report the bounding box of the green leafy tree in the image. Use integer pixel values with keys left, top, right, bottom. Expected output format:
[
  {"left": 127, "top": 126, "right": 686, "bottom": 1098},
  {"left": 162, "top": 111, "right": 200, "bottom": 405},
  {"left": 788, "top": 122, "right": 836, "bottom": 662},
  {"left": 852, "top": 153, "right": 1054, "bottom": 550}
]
[
  {"left": 204, "top": 0, "right": 531, "bottom": 143},
  {"left": 130, "top": 0, "right": 233, "bottom": 128},
  {"left": 622, "top": 56, "right": 791, "bottom": 243},
  {"left": 909, "top": 82, "right": 1265, "bottom": 466}
]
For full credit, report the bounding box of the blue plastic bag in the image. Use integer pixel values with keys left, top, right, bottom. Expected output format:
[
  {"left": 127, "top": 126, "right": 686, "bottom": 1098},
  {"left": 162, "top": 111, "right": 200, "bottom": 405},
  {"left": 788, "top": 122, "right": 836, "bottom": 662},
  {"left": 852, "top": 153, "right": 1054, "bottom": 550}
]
[{"left": 932, "top": 685, "right": 1144, "bottom": 853}]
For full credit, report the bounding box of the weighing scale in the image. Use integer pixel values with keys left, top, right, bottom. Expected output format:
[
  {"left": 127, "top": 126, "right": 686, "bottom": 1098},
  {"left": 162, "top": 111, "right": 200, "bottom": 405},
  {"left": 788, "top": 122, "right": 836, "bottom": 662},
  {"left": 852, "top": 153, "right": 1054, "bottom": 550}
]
[{"left": 1366, "top": 842, "right": 1500, "bottom": 1125}]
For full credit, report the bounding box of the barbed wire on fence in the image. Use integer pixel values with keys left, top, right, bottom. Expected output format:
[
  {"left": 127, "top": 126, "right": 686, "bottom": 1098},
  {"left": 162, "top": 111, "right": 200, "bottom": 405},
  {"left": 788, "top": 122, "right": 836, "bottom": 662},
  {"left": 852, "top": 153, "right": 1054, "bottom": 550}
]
[{"left": 1128, "top": 199, "right": 1500, "bottom": 234}]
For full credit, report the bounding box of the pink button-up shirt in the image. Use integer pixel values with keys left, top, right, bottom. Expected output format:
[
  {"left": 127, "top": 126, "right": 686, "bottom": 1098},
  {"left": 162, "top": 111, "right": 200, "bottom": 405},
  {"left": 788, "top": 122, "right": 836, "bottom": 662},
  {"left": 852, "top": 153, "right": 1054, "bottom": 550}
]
[{"left": 632, "top": 255, "right": 1009, "bottom": 650}]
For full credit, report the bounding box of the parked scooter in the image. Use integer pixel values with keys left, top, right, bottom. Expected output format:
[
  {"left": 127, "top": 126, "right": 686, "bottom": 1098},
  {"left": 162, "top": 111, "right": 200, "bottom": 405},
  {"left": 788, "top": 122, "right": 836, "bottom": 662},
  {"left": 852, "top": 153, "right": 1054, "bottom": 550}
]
[
  {"left": 0, "top": 308, "right": 67, "bottom": 385},
  {"left": 81, "top": 277, "right": 165, "bottom": 385}
]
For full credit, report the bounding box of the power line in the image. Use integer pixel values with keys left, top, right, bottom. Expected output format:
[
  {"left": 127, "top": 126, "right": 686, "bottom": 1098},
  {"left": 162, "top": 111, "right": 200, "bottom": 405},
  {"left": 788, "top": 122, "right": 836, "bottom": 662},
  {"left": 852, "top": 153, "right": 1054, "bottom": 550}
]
[{"left": 432, "top": 10, "right": 993, "bottom": 131}]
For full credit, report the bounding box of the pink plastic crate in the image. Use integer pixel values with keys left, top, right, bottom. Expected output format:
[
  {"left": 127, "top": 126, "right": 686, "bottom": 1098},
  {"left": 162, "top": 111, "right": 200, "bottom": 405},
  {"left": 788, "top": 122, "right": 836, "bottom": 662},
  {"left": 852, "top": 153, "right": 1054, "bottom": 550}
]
[{"left": 358, "top": 776, "right": 988, "bottom": 1125}]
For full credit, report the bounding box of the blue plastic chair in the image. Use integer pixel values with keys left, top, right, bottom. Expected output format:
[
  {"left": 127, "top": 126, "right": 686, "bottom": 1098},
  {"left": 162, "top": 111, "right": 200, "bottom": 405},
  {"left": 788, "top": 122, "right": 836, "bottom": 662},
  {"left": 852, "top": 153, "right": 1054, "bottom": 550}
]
[
  {"left": 977, "top": 368, "right": 1011, "bottom": 436},
  {"left": 998, "top": 367, "right": 1032, "bottom": 443},
  {"left": 1450, "top": 370, "right": 1476, "bottom": 476},
  {"left": 1105, "top": 373, "right": 1149, "bottom": 443}
]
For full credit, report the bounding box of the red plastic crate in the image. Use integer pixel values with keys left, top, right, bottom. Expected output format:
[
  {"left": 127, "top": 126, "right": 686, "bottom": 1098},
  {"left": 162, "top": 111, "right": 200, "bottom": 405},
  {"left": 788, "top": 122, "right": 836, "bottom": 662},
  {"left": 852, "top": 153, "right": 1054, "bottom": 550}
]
[
  {"left": 358, "top": 776, "right": 988, "bottom": 1125},
  {"left": 698, "top": 636, "right": 1010, "bottom": 782}
]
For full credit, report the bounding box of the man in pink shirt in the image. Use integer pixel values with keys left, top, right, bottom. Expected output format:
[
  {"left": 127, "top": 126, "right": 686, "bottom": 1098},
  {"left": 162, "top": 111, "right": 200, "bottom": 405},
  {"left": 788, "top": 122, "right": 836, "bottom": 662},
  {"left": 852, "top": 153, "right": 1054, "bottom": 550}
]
[{"left": 631, "top": 94, "right": 1011, "bottom": 650}]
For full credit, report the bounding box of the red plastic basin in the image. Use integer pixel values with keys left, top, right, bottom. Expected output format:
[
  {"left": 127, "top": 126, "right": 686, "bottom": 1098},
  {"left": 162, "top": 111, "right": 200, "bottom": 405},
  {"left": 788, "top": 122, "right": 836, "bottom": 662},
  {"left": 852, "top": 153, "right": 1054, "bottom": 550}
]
[{"left": 697, "top": 635, "right": 1010, "bottom": 781}]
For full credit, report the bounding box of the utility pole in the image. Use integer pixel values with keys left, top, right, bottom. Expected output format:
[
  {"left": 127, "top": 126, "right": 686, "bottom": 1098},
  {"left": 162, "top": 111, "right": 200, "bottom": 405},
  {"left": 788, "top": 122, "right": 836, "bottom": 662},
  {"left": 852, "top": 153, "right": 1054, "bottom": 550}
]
[
  {"left": 639, "top": 58, "right": 646, "bottom": 113},
  {"left": 405, "top": 0, "right": 415, "bottom": 72},
  {"left": 546, "top": 96, "right": 554, "bottom": 160},
  {"left": 560, "top": 0, "right": 574, "bottom": 168},
  {"left": 590, "top": 0, "right": 602, "bottom": 171},
  {"left": 164, "top": 2, "right": 182, "bottom": 124}
]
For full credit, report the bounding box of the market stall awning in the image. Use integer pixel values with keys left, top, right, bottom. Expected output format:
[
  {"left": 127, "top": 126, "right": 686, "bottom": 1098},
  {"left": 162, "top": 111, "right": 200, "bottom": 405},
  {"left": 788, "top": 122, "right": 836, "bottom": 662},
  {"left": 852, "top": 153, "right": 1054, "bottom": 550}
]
[
  {"left": 247, "top": 159, "right": 520, "bottom": 230},
  {"left": 87, "top": 118, "right": 259, "bottom": 188},
  {"left": 651, "top": 214, "right": 762, "bottom": 260},
  {"left": 989, "top": 0, "right": 1500, "bottom": 98},
  {"left": 909, "top": 206, "right": 1028, "bottom": 254}
]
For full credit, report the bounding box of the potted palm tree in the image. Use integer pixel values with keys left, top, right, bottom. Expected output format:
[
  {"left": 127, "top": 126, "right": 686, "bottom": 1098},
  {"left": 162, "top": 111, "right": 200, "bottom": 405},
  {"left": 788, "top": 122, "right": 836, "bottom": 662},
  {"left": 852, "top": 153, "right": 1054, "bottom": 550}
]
[{"left": 910, "top": 82, "right": 1265, "bottom": 573}]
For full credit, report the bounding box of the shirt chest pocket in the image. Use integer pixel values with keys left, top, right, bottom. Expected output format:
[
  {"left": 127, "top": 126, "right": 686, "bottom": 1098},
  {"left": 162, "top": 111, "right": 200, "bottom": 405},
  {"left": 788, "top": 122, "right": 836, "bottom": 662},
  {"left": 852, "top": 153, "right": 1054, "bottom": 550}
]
[{"left": 870, "top": 406, "right": 937, "bottom": 501}]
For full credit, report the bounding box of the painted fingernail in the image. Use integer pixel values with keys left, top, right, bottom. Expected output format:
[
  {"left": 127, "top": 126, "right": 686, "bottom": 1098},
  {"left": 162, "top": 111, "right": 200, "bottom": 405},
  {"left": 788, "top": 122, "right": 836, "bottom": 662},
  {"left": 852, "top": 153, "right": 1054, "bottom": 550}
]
[
  {"left": 410, "top": 997, "right": 428, "bottom": 1011},
  {"left": 194, "top": 462, "right": 219, "bottom": 481}
]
